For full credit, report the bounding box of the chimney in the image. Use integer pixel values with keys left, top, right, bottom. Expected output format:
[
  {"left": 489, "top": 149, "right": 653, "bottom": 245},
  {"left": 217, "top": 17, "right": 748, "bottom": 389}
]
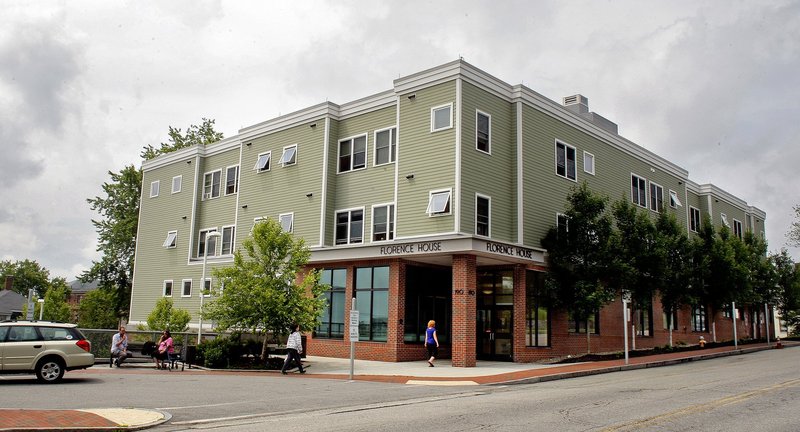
[
  {"left": 563, "top": 94, "right": 618, "bottom": 135},
  {"left": 4, "top": 276, "right": 13, "bottom": 291}
]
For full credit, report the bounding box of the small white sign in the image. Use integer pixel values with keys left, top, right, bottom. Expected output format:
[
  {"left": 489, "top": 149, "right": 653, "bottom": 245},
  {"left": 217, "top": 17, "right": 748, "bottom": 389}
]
[{"left": 349, "top": 310, "right": 360, "bottom": 342}]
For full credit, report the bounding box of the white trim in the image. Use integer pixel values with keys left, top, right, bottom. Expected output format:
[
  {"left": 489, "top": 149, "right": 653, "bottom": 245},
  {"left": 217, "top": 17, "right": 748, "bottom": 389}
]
[
  {"left": 181, "top": 279, "right": 193, "bottom": 298},
  {"left": 555, "top": 140, "right": 577, "bottom": 182},
  {"left": 279, "top": 212, "right": 294, "bottom": 233},
  {"left": 556, "top": 213, "right": 569, "bottom": 233},
  {"left": 631, "top": 173, "right": 648, "bottom": 208},
  {"left": 516, "top": 101, "right": 524, "bottom": 244},
  {"left": 198, "top": 227, "right": 219, "bottom": 258},
  {"left": 220, "top": 225, "right": 236, "bottom": 255},
  {"left": 163, "top": 280, "right": 173, "bottom": 297},
  {"left": 721, "top": 213, "right": 730, "bottom": 227},
  {"left": 649, "top": 181, "right": 664, "bottom": 213},
  {"left": 150, "top": 180, "right": 160, "bottom": 198},
  {"left": 319, "top": 118, "right": 330, "bottom": 246},
  {"left": 475, "top": 109, "right": 491, "bottom": 154},
  {"left": 163, "top": 230, "right": 178, "bottom": 249},
  {"left": 689, "top": 206, "right": 701, "bottom": 233},
  {"left": 201, "top": 278, "right": 212, "bottom": 298},
  {"left": 669, "top": 189, "right": 682, "bottom": 208},
  {"left": 430, "top": 102, "right": 453, "bottom": 132},
  {"left": 254, "top": 151, "right": 271, "bottom": 172},
  {"left": 202, "top": 169, "right": 222, "bottom": 200},
  {"left": 372, "top": 126, "right": 397, "bottom": 166},
  {"left": 370, "top": 202, "right": 395, "bottom": 243},
  {"left": 475, "top": 193, "right": 491, "bottom": 238},
  {"left": 224, "top": 164, "right": 239, "bottom": 196},
  {"left": 280, "top": 144, "right": 298, "bottom": 166},
  {"left": 337, "top": 133, "right": 368, "bottom": 173},
  {"left": 393, "top": 98, "right": 401, "bottom": 241},
  {"left": 426, "top": 188, "right": 453, "bottom": 216},
  {"left": 334, "top": 206, "right": 366, "bottom": 245},
  {"left": 733, "top": 218, "right": 743, "bottom": 239},
  {"left": 454, "top": 79, "right": 461, "bottom": 233},
  {"left": 171, "top": 175, "right": 182, "bottom": 194},
  {"left": 583, "top": 151, "right": 595, "bottom": 175}
]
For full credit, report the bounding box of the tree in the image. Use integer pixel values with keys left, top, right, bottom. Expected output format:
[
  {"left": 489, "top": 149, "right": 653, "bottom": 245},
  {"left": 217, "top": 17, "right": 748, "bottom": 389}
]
[
  {"left": 204, "top": 218, "right": 327, "bottom": 360},
  {"left": 0, "top": 259, "right": 53, "bottom": 297},
  {"left": 788, "top": 205, "right": 800, "bottom": 247},
  {"left": 140, "top": 118, "right": 224, "bottom": 161},
  {"left": 653, "top": 211, "right": 694, "bottom": 346},
  {"left": 541, "top": 182, "right": 614, "bottom": 353},
  {"left": 83, "top": 120, "right": 223, "bottom": 322},
  {"left": 77, "top": 289, "right": 120, "bottom": 329},
  {"left": 23, "top": 283, "right": 72, "bottom": 322},
  {"left": 772, "top": 250, "right": 800, "bottom": 332},
  {"left": 146, "top": 298, "right": 191, "bottom": 333},
  {"left": 610, "top": 197, "right": 658, "bottom": 308}
]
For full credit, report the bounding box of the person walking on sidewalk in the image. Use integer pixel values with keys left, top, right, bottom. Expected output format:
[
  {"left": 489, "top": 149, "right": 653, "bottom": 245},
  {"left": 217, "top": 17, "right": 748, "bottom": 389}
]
[
  {"left": 424, "top": 320, "right": 439, "bottom": 367},
  {"left": 110, "top": 326, "right": 132, "bottom": 367},
  {"left": 281, "top": 323, "right": 305, "bottom": 375}
]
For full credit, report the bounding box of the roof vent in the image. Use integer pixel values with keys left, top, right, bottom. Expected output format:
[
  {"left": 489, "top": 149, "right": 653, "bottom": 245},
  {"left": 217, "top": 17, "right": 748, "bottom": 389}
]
[{"left": 563, "top": 94, "right": 589, "bottom": 114}]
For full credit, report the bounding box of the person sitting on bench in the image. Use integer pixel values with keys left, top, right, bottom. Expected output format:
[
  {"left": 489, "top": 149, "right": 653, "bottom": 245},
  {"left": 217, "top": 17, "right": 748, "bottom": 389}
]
[{"left": 110, "top": 326, "right": 132, "bottom": 367}]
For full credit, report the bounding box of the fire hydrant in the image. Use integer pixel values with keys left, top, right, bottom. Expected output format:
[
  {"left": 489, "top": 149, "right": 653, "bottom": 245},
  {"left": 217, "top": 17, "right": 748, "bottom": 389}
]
[
  {"left": 698, "top": 336, "right": 706, "bottom": 348},
  {"left": 776, "top": 337, "right": 783, "bottom": 349}
]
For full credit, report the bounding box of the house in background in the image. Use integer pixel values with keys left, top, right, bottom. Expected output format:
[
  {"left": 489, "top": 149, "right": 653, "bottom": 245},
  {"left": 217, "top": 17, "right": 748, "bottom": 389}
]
[
  {"left": 68, "top": 279, "right": 100, "bottom": 306},
  {"left": 0, "top": 290, "right": 26, "bottom": 321}
]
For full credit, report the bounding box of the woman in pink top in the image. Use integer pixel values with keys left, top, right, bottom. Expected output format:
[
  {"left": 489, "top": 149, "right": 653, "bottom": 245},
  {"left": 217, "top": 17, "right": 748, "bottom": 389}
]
[{"left": 154, "top": 330, "right": 174, "bottom": 369}]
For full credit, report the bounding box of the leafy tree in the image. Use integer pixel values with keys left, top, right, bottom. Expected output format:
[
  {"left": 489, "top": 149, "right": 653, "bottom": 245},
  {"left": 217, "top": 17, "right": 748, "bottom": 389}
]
[
  {"left": 541, "top": 182, "right": 614, "bottom": 353},
  {"left": 0, "top": 259, "right": 53, "bottom": 297},
  {"left": 146, "top": 297, "right": 191, "bottom": 333},
  {"left": 772, "top": 250, "right": 800, "bottom": 332},
  {"left": 83, "top": 120, "right": 223, "bottom": 322},
  {"left": 77, "top": 289, "right": 120, "bottom": 329},
  {"left": 140, "top": 118, "right": 224, "bottom": 160},
  {"left": 788, "top": 205, "right": 800, "bottom": 247},
  {"left": 23, "top": 284, "right": 72, "bottom": 322},
  {"left": 653, "top": 211, "right": 694, "bottom": 346},
  {"left": 610, "top": 197, "right": 658, "bottom": 308},
  {"left": 205, "top": 218, "right": 327, "bottom": 360}
]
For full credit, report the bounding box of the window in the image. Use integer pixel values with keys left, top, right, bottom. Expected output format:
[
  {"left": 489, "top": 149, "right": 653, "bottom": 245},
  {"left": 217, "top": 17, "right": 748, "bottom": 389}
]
[
  {"left": 476, "top": 111, "right": 490, "bottom": 153},
  {"left": 669, "top": 190, "right": 682, "bottom": 208},
  {"left": 225, "top": 165, "right": 239, "bottom": 195},
  {"left": 203, "top": 170, "right": 221, "bottom": 200},
  {"left": 335, "top": 209, "right": 364, "bottom": 245},
  {"left": 721, "top": 213, "right": 730, "bottom": 227},
  {"left": 556, "top": 141, "right": 577, "bottom": 181},
  {"left": 280, "top": 145, "right": 297, "bottom": 166},
  {"left": 526, "top": 271, "right": 550, "bottom": 347},
  {"left": 172, "top": 175, "right": 182, "bottom": 194},
  {"left": 662, "top": 310, "right": 678, "bottom": 330},
  {"left": 557, "top": 213, "right": 569, "bottom": 240},
  {"left": 316, "top": 268, "right": 346, "bottom": 339},
  {"left": 150, "top": 180, "right": 160, "bottom": 198},
  {"left": 355, "top": 266, "right": 389, "bottom": 342},
  {"left": 583, "top": 151, "right": 595, "bottom": 175},
  {"left": 631, "top": 174, "right": 647, "bottom": 207},
  {"left": 163, "top": 231, "right": 177, "bottom": 249},
  {"left": 254, "top": 152, "right": 271, "bottom": 172},
  {"left": 692, "top": 305, "right": 707, "bottom": 332},
  {"left": 221, "top": 226, "right": 235, "bottom": 255},
  {"left": 476, "top": 194, "right": 490, "bottom": 237},
  {"left": 649, "top": 182, "right": 664, "bottom": 212},
  {"left": 374, "top": 127, "right": 396, "bottom": 165},
  {"left": 202, "top": 278, "right": 211, "bottom": 298},
  {"left": 426, "top": 189, "right": 451, "bottom": 216},
  {"left": 690, "top": 207, "right": 701, "bottom": 232},
  {"left": 569, "top": 311, "right": 599, "bottom": 334},
  {"left": 338, "top": 135, "right": 367, "bottom": 173},
  {"left": 431, "top": 103, "right": 452, "bottom": 132},
  {"left": 182, "top": 279, "right": 192, "bottom": 297},
  {"left": 279, "top": 213, "right": 294, "bottom": 233},
  {"left": 198, "top": 229, "right": 218, "bottom": 257},
  {"left": 372, "top": 204, "right": 395, "bottom": 241},
  {"left": 635, "top": 300, "right": 653, "bottom": 337},
  {"left": 404, "top": 266, "right": 451, "bottom": 344},
  {"left": 163, "top": 280, "right": 173, "bottom": 297},
  {"left": 733, "top": 219, "right": 743, "bottom": 239}
]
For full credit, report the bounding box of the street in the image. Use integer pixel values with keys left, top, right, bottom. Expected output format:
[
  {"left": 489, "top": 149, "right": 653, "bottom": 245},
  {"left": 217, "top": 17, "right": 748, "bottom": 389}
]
[{"left": 1, "top": 348, "right": 797, "bottom": 431}]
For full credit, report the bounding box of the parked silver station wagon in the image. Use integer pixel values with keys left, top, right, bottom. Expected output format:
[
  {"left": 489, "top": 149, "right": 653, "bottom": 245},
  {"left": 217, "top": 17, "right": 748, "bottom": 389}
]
[{"left": 0, "top": 321, "right": 95, "bottom": 383}]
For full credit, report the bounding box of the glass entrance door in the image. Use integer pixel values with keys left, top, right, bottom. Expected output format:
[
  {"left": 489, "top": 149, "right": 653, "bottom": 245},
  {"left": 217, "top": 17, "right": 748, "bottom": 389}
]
[{"left": 477, "top": 270, "right": 514, "bottom": 361}]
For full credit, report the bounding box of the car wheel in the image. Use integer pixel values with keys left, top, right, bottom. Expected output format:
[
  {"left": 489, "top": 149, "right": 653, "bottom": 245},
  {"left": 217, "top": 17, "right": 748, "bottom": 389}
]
[{"left": 35, "top": 358, "right": 65, "bottom": 383}]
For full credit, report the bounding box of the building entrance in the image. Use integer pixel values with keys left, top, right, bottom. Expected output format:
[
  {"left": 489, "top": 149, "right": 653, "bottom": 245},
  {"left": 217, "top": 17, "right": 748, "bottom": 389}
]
[{"left": 477, "top": 270, "right": 514, "bottom": 361}]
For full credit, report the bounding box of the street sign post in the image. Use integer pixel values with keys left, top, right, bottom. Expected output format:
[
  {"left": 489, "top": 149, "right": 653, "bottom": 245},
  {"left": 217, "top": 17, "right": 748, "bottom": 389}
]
[{"left": 349, "top": 300, "right": 358, "bottom": 380}]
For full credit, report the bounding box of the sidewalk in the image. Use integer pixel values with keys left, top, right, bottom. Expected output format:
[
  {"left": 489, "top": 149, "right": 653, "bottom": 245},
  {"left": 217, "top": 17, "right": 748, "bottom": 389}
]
[{"left": 0, "top": 341, "right": 793, "bottom": 430}]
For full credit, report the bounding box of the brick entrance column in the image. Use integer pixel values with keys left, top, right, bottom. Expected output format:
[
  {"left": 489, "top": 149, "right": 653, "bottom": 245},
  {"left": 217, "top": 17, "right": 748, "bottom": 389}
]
[{"left": 451, "top": 254, "right": 477, "bottom": 367}]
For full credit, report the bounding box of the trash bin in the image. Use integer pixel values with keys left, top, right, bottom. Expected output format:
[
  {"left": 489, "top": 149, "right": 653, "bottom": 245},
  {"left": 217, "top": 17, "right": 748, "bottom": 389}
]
[
  {"left": 185, "top": 345, "right": 197, "bottom": 368},
  {"left": 301, "top": 335, "right": 307, "bottom": 359}
]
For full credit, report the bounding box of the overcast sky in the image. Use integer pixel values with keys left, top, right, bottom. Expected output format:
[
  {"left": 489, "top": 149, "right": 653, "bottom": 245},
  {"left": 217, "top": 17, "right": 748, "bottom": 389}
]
[{"left": 1, "top": 1, "right": 798, "bottom": 280}]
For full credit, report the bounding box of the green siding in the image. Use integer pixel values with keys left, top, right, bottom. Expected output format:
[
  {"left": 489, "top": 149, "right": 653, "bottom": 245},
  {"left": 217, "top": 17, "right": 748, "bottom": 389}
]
[{"left": 396, "top": 81, "right": 457, "bottom": 237}]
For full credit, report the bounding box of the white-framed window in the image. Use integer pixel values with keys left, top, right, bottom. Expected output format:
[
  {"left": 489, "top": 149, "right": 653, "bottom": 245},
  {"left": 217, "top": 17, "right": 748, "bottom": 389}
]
[
  {"left": 162, "top": 230, "right": 177, "bottom": 249},
  {"left": 172, "top": 175, "right": 182, "bottom": 194},
  {"left": 335, "top": 208, "right": 364, "bottom": 245},
  {"left": 426, "top": 189, "right": 452, "bottom": 216},
  {"left": 689, "top": 207, "right": 701, "bottom": 232},
  {"left": 431, "top": 103, "right": 453, "bottom": 132},
  {"left": 372, "top": 203, "right": 395, "bottom": 242},
  {"left": 163, "top": 280, "right": 173, "bottom": 297},
  {"left": 338, "top": 134, "right": 367, "bottom": 173},
  {"left": 202, "top": 278, "right": 212, "bottom": 298},
  {"left": 150, "top": 180, "right": 160, "bottom": 198},
  {"left": 556, "top": 141, "right": 577, "bottom": 181},
  {"left": 198, "top": 228, "right": 218, "bottom": 257},
  {"left": 280, "top": 144, "right": 297, "bottom": 166},
  {"left": 221, "top": 225, "right": 235, "bottom": 255},
  {"left": 649, "top": 182, "right": 664, "bottom": 213},
  {"left": 556, "top": 213, "right": 569, "bottom": 239},
  {"left": 279, "top": 213, "right": 294, "bottom": 233},
  {"left": 374, "top": 127, "right": 396, "bottom": 166},
  {"left": 476, "top": 110, "right": 491, "bottom": 153},
  {"left": 203, "top": 170, "right": 221, "bottom": 200},
  {"left": 669, "top": 190, "right": 682, "bottom": 208},
  {"left": 225, "top": 165, "right": 239, "bottom": 195},
  {"left": 631, "top": 174, "right": 647, "bottom": 207},
  {"left": 254, "top": 151, "right": 271, "bottom": 172},
  {"left": 583, "top": 151, "right": 595, "bottom": 175},
  {"left": 721, "top": 213, "right": 730, "bottom": 227},
  {"left": 733, "top": 219, "right": 743, "bottom": 239},
  {"left": 251, "top": 217, "right": 266, "bottom": 233},
  {"left": 476, "top": 194, "right": 490, "bottom": 237},
  {"left": 181, "top": 279, "right": 192, "bottom": 297}
]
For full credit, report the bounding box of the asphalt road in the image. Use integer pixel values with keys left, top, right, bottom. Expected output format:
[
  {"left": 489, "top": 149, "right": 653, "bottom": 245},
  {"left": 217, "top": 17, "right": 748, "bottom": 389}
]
[{"left": 1, "top": 348, "right": 797, "bottom": 431}]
